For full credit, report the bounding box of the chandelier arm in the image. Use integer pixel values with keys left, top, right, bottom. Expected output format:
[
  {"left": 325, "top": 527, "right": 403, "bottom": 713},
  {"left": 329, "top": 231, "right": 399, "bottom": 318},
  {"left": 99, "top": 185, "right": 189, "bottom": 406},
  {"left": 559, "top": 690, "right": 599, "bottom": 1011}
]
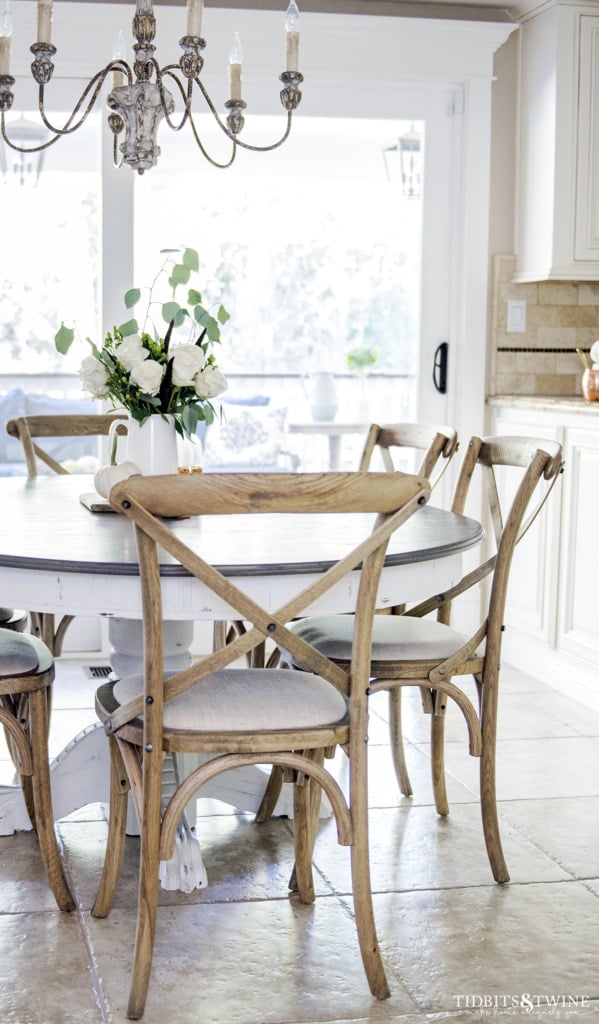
[
  {"left": 190, "top": 73, "right": 233, "bottom": 135},
  {"left": 0, "top": 112, "right": 64, "bottom": 154},
  {"left": 187, "top": 109, "right": 237, "bottom": 169},
  {"left": 157, "top": 68, "right": 193, "bottom": 132},
  {"left": 37, "top": 69, "right": 112, "bottom": 137},
  {"left": 232, "top": 111, "right": 293, "bottom": 153},
  {"left": 193, "top": 74, "right": 294, "bottom": 152}
]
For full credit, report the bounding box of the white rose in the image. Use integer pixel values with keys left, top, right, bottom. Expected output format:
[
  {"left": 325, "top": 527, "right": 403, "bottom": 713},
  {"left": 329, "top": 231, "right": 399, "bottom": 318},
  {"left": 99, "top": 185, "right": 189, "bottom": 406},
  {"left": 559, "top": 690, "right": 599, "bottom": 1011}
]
[
  {"left": 79, "top": 355, "right": 110, "bottom": 399},
  {"left": 194, "top": 366, "right": 228, "bottom": 400},
  {"left": 171, "top": 345, "right": 206, "bottom": 387},
  {"left": 130, "top": 359, "right": 164, "bottom": 396},
  {"left": 116, "top": 334, "right": 148, "bottom": 372}
]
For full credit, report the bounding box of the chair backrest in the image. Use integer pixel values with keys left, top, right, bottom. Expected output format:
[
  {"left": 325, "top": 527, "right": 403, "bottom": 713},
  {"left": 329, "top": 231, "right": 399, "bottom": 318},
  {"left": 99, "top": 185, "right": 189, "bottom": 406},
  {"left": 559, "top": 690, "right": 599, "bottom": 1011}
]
[
  {"left": 407, "top": 434, "right": 564, "bottom": 634},
  {"left": 6, "top": 413, "right": 127, "bottom": 477},
  {"left": 103, "top": 471, "right": 430, "bottom": 737},
  {"left": 359, "top": 421, "right": 458, "bottom": 485}
]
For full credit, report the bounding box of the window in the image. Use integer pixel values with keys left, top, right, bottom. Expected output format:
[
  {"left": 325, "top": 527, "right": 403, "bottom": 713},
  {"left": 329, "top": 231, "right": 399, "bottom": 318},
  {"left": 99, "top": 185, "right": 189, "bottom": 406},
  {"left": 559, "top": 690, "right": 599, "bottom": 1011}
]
[
  {"left": 134, "top": 116, "right": 423, "bottom": 381},
  {"left": 0, "top": 113, "right": 101, "bottom": 376}
]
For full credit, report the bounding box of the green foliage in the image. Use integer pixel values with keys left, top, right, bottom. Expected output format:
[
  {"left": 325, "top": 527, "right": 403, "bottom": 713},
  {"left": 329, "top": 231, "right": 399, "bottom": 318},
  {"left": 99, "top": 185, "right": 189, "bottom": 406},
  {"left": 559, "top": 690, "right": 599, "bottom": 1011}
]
[
  {"left": 346, "top": 344, "right": 378, "bottom": 377},
  {"left": 55, "top": 246, "right": 229, "bottom": 357}
]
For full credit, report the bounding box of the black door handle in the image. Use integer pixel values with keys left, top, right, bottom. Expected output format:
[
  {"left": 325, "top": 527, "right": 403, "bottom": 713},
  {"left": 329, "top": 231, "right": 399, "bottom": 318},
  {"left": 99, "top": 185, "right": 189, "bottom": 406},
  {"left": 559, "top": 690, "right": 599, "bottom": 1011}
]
[{"left": 432, "top": 342, "right": 448, "bottom": 394}]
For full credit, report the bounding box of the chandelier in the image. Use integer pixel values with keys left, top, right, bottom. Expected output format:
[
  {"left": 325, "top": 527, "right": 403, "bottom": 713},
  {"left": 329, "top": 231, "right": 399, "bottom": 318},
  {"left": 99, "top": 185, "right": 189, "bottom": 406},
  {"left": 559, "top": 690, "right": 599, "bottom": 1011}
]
[{"left": 0, "top": 0, "right": 303, "bottom": 174}]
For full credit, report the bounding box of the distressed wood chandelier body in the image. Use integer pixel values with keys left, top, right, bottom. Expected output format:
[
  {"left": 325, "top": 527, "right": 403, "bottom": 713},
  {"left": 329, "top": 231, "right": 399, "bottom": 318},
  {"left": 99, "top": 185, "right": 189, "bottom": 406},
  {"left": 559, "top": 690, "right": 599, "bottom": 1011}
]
[{"left": 0, "top": 0, "right": 303, "bottom": 173}]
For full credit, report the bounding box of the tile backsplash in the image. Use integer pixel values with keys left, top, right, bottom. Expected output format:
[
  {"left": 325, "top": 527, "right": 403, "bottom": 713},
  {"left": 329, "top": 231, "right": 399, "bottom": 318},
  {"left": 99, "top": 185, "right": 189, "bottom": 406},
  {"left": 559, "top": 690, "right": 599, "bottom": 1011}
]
[{"left": 489, "top": 255, "right": 599, "bottom": 396}]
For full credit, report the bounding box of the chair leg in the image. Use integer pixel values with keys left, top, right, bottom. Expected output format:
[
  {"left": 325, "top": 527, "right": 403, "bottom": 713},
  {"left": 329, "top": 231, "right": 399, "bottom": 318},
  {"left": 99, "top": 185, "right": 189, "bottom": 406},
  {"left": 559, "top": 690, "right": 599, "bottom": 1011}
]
[
  {"left": 255, "top": 765, "right": 284, "bottom": 823},
  {"left": 291, "top": 773, "right": 316, "bottom": 903},
  {"left": 349, "top": 763, "right": 389, "bottom": 1000},
  {"left": 127, "top": 749, "right": 164, "bottom": 1021},
  {"left": 93, "top": 737, "right": 131, "bottom": 918},
  {"left": 28, "top": 689, "right": 75, "bottom": 911},
  {"left": 289, "top": 749, "right": 324, "bottom": 903},
  {"left": 388, "top": 688, "right": 413, "bottom": 797},
  {"left": 128, "top": 855, "right": 161, "bottom": 1021},
  {"left": 430, "top": 699, "right": 449, "bottom": 817},
  {"left": 479, "top": 682, "right": 509, "bottom": 884}
]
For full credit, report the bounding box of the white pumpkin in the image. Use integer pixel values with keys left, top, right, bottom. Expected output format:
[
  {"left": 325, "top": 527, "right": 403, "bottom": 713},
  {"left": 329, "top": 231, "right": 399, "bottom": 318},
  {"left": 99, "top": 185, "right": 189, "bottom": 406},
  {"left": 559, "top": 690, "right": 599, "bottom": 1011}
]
[{"left": 94, "top": 461, "right": 142, "bottom": 499}]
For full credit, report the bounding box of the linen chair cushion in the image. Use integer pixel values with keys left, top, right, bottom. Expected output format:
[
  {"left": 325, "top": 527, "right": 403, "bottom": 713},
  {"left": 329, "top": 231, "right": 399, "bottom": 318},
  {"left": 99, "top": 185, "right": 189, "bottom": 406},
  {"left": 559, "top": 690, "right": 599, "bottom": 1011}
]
[
  {"left": 112, "top": 668, "right": 348, "bottom": 732},
  {"left": 286, "top": 614, "right": 472, "bottom": 664},
  {"left": 0, "top": 630, "right": 42, "bottom": 674}
]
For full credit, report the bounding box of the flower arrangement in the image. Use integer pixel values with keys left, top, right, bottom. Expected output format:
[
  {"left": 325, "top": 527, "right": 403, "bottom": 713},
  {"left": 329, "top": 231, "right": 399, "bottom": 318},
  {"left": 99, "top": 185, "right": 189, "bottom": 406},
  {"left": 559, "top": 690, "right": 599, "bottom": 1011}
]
[{"left": 55, "top": 246, "right": 229, "bottom": 438}]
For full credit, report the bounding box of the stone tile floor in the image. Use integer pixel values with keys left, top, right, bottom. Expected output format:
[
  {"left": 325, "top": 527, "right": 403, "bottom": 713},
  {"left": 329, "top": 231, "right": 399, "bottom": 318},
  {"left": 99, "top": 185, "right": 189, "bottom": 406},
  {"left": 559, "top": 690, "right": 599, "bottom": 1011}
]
[{"left": 0, "top": 661, "right": 598, "bottom": 1024}]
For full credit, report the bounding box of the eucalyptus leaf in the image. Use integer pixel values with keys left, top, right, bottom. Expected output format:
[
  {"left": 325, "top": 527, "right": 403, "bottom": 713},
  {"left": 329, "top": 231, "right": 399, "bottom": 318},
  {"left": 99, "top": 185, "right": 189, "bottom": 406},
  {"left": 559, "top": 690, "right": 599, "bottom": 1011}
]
[
  {"left": 188, "top": 288, "right": 202, "bottom": 306},
  {"left": 54, "top": 323, "right": 75, "bottom": 354},
  {"left": 118, "top": 319, "right": 139, "bottom": 337},
  {"left": 183, "top": 247, "right": 200, "bottom": 272},
  {"left": 182, "top": 403, "right": 201, "bottom": 435},
  {"left": 169, "top": 263, "right": 191, "bottom": 288},
  {"left": 205, "top": 319, "right": 221, "bottom": 342},
  {"left": 124, "top": 288, "right": 141, "bottom": 309},
  {"left": 162, "top": 301, "right": 181, "bottom": 324},
  {"left": 194, "top": 306, "right": 210, "bottom": 326},
  {"left": 217, "top": 304, "right": 230, "bottom": 325}
]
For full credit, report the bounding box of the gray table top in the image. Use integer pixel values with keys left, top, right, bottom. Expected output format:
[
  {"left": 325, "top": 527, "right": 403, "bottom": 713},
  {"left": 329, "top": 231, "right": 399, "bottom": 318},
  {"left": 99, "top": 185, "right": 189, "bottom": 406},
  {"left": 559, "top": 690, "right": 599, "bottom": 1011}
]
[{"left": 0, "top": 474, "right": 483, "bottom": 578}]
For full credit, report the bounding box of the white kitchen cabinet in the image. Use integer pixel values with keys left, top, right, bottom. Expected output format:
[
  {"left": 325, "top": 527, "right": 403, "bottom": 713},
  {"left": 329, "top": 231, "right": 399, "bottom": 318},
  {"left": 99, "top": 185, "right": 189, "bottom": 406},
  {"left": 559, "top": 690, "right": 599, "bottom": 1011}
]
[
  {"left": 515, "top": 3, "right": 599, "bottom": 282},
  {"left": 488, "top": 398, "right": 599, "bottom": 710}
]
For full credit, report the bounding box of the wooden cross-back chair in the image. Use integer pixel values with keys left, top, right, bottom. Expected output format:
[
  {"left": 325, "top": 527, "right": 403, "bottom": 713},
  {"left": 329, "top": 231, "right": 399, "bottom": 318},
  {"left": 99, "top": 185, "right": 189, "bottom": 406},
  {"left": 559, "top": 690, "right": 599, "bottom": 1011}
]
[
  {"left": 5, "top": 413, "right": 126, "bottom": 654},
  {"left": 6, "top": 413, "right": 127, "bottom": 479},
  {"left": 0, "top": 628, "right": 74, "bottom": 911},
  {"left": 252, "top": 420, "right": 460, "bottom": 822},
  {"left": 282, "top": 436, "right": 564, "bottom": 884},
  {"left": 91, "top": 470, "right": 430, "bottom": 1020},
  {"left": 359, "top": 421, "right": 459, "bottom": 487}
]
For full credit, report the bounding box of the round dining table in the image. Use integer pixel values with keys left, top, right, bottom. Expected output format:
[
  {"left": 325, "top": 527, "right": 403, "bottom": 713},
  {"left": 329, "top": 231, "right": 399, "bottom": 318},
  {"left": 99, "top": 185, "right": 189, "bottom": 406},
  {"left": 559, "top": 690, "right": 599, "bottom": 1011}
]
[
  {"left": 0, "top": 473, "right": 483, "bottom": 840},
  {"left": 0, "top": 474, "right": 483, "bottom": 619}
]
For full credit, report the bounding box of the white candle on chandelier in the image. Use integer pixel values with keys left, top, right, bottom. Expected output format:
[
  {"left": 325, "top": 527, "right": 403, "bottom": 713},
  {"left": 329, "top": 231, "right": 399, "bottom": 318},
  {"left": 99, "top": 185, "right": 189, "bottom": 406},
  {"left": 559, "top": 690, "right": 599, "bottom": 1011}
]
[
  {"left": 111, "top": 30, "right": 127, "bottom": 89},
  {"left": 285, "top": 0, "right": 300, "bottom": 73},
  {"left": 186, "top": 0, "right": 203, "bottom": 38},
  {"left": 36, "top": 0, "right": 53, "bottom": 45},
  {"left": 228, "top": 32, "right": 242, "bottom": 102},
  {"left": 0, "top": 1, "right": 11, "bottom": 76},
  {"left": 0, "top": 36, "right": 10, "bottom": 76}
]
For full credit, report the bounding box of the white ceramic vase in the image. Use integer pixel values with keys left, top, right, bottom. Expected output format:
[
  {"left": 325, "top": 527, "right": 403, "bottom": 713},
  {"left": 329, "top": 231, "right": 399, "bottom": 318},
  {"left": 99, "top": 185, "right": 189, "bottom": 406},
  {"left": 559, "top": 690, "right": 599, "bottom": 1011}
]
[
  {"left": 108, "top": 413, "right": 179, "bottom": 475},
  {"left": 302, "top": 372, "right": 338, "bottom": 422}
]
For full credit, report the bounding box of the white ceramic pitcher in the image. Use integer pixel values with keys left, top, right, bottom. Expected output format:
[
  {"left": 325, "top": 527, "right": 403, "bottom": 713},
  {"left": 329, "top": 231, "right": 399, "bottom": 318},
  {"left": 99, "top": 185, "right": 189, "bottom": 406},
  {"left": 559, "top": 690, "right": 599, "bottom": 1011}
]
[
  {"left": 302, "top": 372, "right": 338, "bottom": 422},
  {"left": 107, "top": 414, "right": 179, "bottom": 475}
]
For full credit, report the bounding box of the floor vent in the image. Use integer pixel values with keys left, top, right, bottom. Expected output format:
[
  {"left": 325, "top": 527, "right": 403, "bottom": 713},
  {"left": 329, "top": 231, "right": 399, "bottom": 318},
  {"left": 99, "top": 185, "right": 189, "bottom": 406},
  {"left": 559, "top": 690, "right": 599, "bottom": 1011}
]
[{"left": 84, "top": 665, "right": 113, "bottom": 680}]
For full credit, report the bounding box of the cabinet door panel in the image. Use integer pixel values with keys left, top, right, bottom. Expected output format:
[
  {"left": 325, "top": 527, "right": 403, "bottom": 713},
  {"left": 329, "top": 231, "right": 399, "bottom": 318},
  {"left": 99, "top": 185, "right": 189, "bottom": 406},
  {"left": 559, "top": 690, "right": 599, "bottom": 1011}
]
[
  {"left": 558, "top": 427, "right": 599, "bottom": 658},
  {"left": 574, "top": 17, "right": 599, "bottom": 260},
  {"left": 493, "top": 417, "right": 562, "bottom": 644}
]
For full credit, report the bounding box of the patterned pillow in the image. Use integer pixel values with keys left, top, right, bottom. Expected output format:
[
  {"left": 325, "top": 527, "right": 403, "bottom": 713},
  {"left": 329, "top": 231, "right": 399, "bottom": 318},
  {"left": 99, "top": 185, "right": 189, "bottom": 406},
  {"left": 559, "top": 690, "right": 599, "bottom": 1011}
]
[{"left": 203, "top": 406, "right": 288, "bottom": 469}]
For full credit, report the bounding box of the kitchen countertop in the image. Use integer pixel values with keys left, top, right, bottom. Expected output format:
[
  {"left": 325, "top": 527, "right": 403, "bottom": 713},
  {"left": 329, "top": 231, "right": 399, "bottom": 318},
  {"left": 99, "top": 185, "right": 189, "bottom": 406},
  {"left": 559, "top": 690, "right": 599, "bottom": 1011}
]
[{"left": 488, "top": 395, "right": 599, "bottom": 415}]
